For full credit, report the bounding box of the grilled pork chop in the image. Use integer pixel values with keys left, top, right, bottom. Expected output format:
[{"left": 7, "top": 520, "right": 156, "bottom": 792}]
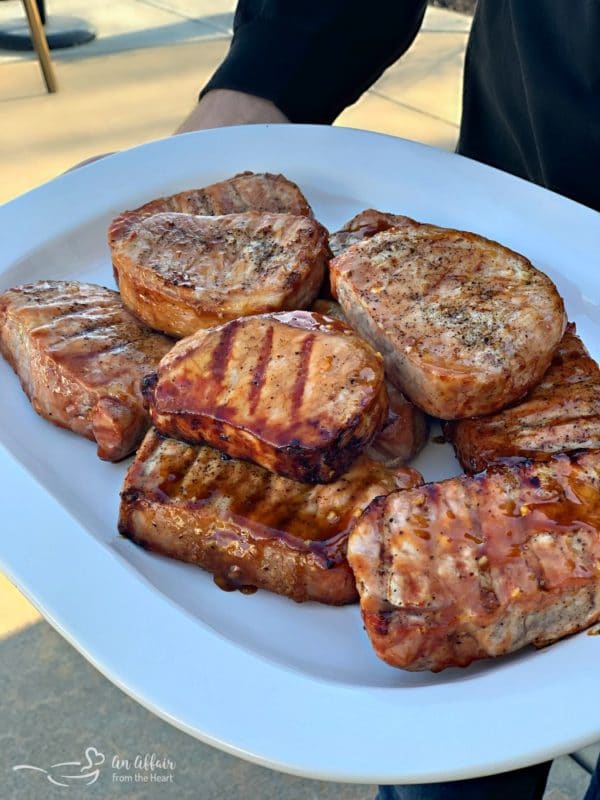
[
  {"left": 125, "top": 171, "right": 314, "bottom": 219},
  {"left": 347, "top": 450, "right": 600, "bottom": 671},
  {"left": 329, "top": 209, "right": 416, "bottom": 257},
  {"left": 312, "top": 300, "right": 428, "bottom": 465},
  {"left": 110, "top": 211, "right": 330, "bottom": 338},
  {"left": 143, "top": 310, "right": 389, "bottom": 483},
  {"left": 0, "top": 281, "right": 173, "bottom": 461},
  {"left": 446, "top": 323, "right": 600, "bottom": 472},
  {"left": 330, "top": 217, "right": 567, "bottom": 419},
  {"left": 119, "top": 429, "right": 423, "bottom": 604}
]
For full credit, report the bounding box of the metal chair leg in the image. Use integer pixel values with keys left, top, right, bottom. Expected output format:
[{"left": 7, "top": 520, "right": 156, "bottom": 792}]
[{"left": 21, "top": 0, "right": 57, "bottom": 93}]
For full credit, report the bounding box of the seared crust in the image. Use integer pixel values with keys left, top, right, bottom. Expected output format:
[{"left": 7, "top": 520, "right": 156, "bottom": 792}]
[
  {"left": 125, "top": 171, "right": 314, "bottom": 218},
  {"left": 0, "top": 281, "right": 173, "bottom": 460},
  {"left": 110, "top": 211, "right": 330, "bottom": 338},
  {"left": 312, "top": 299, "right": 428, "bottom": 465},
  {"left": 329, "top": 209, "right": 417, "bottom": 257},
  {"left": 330, "top": 216, "right": 567, "bottom": 419},
  {"left": 446, "top": 323, "right": 600, "bottom": 472},
  {"left": 347, "top": 450, "right": 600, "bottom": 671},
  {"left": 119, "top": 429, "right": 423, "bottom": 604},
  {"left": 143, "top": 310, "right": 389, "bottom": 483}
]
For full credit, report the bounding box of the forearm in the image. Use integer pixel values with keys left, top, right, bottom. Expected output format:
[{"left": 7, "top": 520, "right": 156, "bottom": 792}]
[
  {"left": 200, "top": 0, "right": 428, "bottom": 124},
  {"left": 176, "top": 89, "right": 289, "bottom": 134}
]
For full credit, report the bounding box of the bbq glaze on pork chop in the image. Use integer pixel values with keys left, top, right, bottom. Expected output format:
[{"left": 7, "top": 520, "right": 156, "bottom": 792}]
[
  {"left": 347, "top": 450, "right": 600, "bottom": 671},
  {"left": 446, "top": 323, "right": 600, "bottom": 472},
  {"left": 0, "top": 281, "right": 173, "bottom": 461},
  {"left": 143, "top": 310, "right": 389, "bottom": 483},
  {"left": 312, "top": 299, "right": 428, "bottom": 465},
  {"left": 125, "top": 171, "right": 314, "bottom": 219},
  {"left": 109, "top": 211, "right": 330, "bottom": 338},
  {"left": 330, "top": 217, "right": 567, "bottom": 419},
  {"left": 119, "top": 429, "right": 423, "bottom": 604}
]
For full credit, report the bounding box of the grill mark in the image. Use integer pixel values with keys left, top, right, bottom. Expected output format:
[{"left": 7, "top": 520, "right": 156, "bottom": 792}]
[
  {"left": 521, "top": 539, "right": 548, "bottom": 591},
  {"left": 291, "top": 333, "right": 315, "bottom": 414},
  {"left": 30, "top": 309, "right": 124, "bottom": 335},
  {"left": 52, "top": 341, "right": 131, "bottom": 364},
  {"left": 248, "top": 325, "right": 274, "bottom": 415},
  {"left": 45, "top": 322, "right": 125, "bottom": 345},
  {"left": 209, "top": 319, "right": 240, "bottom": 402}
]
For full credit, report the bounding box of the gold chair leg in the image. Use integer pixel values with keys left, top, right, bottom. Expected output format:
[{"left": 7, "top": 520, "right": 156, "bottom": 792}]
[{"left": 21, "top": 0, "right": 58, "bottom": 93}]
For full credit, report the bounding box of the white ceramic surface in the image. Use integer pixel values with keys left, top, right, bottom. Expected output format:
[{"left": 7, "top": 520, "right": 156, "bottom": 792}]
[{"left": 1, "top": 125, "right": 599, "bottom": 784}]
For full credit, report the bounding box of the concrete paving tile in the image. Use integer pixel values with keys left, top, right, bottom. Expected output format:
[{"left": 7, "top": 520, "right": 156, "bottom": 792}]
[
  {"left": 574, "top": 743, "right": 600, "bottom": 773},
  {"left": 0, "top": 39, "right": 229, "bottom": 202},
  {"left": 370, "top": 31, "right": 468, "bottom": 126},
  {"left": 336, "top": 90, "right": 458, "bottom": 153},
  {"left": 0, "top": 0, "right": 226, "bottom": 64},
  {"left": 544, "top": 755, "right": 591, "bottom": 800},
  {"left": 2, "top": 621, "right": 377, "bottom": 800},
  {"left": 141, "top": 0, "right": 235, "bottom": 34},
  {"left": 422, "top": 5, "right": 473, "bottom": 32}
]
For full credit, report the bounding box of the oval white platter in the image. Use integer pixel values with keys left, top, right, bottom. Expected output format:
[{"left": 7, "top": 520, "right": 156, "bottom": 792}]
[{"left": 0, "top": 125, "right": 599, "bottom": 784}]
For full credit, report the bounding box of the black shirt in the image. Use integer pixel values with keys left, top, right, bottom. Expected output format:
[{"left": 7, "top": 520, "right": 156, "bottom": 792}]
[{"left": 202, "top": 1, "right": 600, "bottom": 212}]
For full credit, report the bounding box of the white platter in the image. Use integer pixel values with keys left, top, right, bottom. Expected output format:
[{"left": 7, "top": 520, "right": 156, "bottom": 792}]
[{"left": 1, "top": 125, "right": 599, "bottom": 784}]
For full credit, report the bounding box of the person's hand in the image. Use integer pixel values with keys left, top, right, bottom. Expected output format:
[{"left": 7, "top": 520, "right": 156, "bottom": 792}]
[{"left": 175, "top": 89, "right": 289, "bottom": 134}]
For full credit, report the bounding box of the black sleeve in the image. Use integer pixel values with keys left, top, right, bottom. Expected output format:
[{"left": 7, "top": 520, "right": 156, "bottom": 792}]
[{"left": 200, "top": 0, "right": 428, "bottom": 123}]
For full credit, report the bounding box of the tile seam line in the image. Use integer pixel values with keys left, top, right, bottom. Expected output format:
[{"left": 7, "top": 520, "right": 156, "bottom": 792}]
[
  {"left": 0, "top": 30, "right": 232, "bottom": 70},
  {"left": 367, "top": 89, "right": 460, "bottom": 128},
  {"left": 136, "top": 0, "right": 232, "bottom": 34}
]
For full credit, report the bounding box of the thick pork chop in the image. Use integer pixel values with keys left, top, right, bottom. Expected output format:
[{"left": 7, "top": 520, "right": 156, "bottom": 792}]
[
  {"left": 313, "top": 300, "right": 428, "bottom": 465},
  {"left": 119, "top": 429, "right": 422, "bottom": 604},
  {"left": 329, "top": 209, "right": 416, "bottom": 257},
  {"left": 143, "top": 311, "right": 389, "bottom": 483},
  {"left": 347, "top": 450, "right": 600, "bottom": 671},
  {"left": 125, "top": 171, "right": 314, "bottom": 219},
  {"left": 110, "top": 211, "right": 330, "bottom": 338},
  {"left": 330, "top": 217, "right": 567, "bottom": 419},
  {"left": 0, "top": 281, "right": 173, "bottom": 461},
  {"left": 446, "top": 323, "right": 600, "bottom": 472}
]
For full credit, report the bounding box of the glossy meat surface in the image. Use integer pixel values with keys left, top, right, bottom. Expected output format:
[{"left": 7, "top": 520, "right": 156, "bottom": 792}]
[
  {"left": 330, "top": 217, "right": 566, "bottom": 419},
  {"left": 347, "top": 450, "right": 600, "bottom": 671},
  {"left": 126, "top": 171, "right": 314, "bottom": 218},
  {"left": 0, "top": 281, "right": 173, "bottom": 460},
  {"left": 143, "top": 311, "right": 389, "bottom": 483},
  {"left": 312, "top": 300, "right": 428, "bottom": 465},
  {"left": 110, "top": 211, "right": 330, "bottom": 338},
  {"left": 119, "top": 429, "right": 423, "bottom": 604},
  {"left": 446, "top": 324, "right": 600, "bottom": 472}
]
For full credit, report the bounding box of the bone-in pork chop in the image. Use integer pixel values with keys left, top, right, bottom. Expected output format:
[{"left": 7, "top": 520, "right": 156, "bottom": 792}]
[
  {"left": 142, "top": 310, "right": 389, "bottom": 483},
  {"left": 110, "top": 211, "right": 330, "bottom": 338},
  {"left": 446, "top": 323, "right": 600, "bottom": 472},
  {"left": 347, "top": 450, "right": 600, "bottom": 671},
  {"left": 119, "top": 429, "right": 423, "bottom": 604},
  {"left": 0, "top": 281, "right": 173, "bottom": 461},
  {"left": 330, "top": 217, "right": 566, "bottom": 419}
]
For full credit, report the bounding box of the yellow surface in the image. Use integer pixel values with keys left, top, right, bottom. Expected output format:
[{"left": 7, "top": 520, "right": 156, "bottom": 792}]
[
  {"left": 0, "top": 573, "right": 41, "bottom": 637},
  {"left": 1, "top": 39, "right": 229, "bottom": 203}
]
